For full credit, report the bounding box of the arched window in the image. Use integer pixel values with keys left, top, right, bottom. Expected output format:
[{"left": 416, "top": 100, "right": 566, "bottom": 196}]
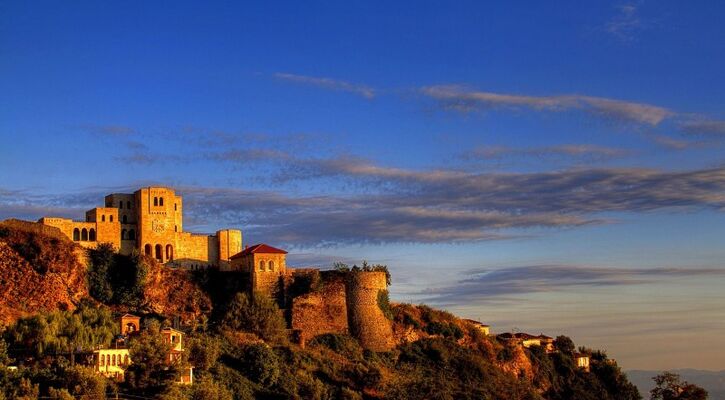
[
  {"left": 159, "top": 197, "right": 164, "bottom": 206},
  {"left": 106, "top": 354, "right": 110, "bottom": 366},
  {"left": 81, "top": 228, "right": 88, "bottom": 241},
  {"left": 119, "top": 202, "right": 123, "bottom": 209},
  {"left": 165, "top": 244, "right": 173, "bottom": 261},
  {"left": 174, "top": 203, "right": 177, "bottom": 211},
  {"left": 154, "top": 197, "right": 158, "bottom": 206},
  {"left": 259, "top": 260, "right": 265, "bottom": 271},
  {"left": 89, "top": 228, "right": 96, "bottom": 241},
  {"left": 124, "top": 354, "right": 129, "bottom": 365},
  {"left": 127, "top": 201, "right": 131, "bottom": 209},
  {"left": 144, "top": 244, "right": 152, "bottom": 256},
  {"left": 269, "top": 261, "right": 275, "bottom": 271},
  {"left": 100, "top": 355, "right": 104, "bottom": 366},
  {"left": 121, "top": 229, "right": 127, "bottom": 240},
  {"left": 174, "top": 225, "right": 178, "bottom": 232},
  {"left": 110, "top": 215, "right": 114, "bottom": 222},
  {"left": 122, "top": 215, "right": 127, "bottom": 224},
  {"left": 155, "top": 244, "right": 163, "bottom": 261},
  {"left": 112, "top": 354, "right": 116, "bottom": 366},
  {"left": 73, "top": 228, "right": 80, "bottom": 241},
  {"left": 129, "top": 229, "right": 135, "bottom": 240},
  {"left": 101, "top": 215, "right": 105, "bottom": 222}
]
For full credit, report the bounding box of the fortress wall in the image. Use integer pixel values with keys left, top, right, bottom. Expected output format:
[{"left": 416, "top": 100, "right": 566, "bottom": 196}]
[
  {"left": 175, "top": 232, "right": 212, "bottom": 266},
  {"left": 290, "top": 272, "right": 348, "bottom": 343},
  {"left": 216, "top": 229, "right": 242, "bottom": 271},
  {"left": 105, "top": 193, "right": 137, "bottom": 224},
  {"left": 345, "top": 271, "right": 395, "bottom": 351},
  {"left": 36, "top": 217, "right": 75, "bottom": 240}
]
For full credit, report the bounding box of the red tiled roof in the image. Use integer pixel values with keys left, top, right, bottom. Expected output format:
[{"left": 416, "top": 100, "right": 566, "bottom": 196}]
[{"left": 230, "top": 243, "right": 288, "bottom": 259}]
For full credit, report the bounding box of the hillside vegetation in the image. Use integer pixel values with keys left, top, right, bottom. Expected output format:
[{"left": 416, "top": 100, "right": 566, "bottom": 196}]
[{"left": 0, "top": 224, "right": 645, "bottom": 399}]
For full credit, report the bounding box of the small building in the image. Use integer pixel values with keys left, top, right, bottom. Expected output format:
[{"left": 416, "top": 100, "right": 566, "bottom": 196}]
[
  {"left": 161, "top": 327, "right": 184, "bottom": 363},
  {"left": 230, "top": 243, "right": 288, "bottom": 299},
  {"left": 497, "top": 332, "right": 555, "bottom": 352},
  {"left": 93, "top": 348, "right": 131, "bottom": 381},
  {"left": 574, "top": 353, "right": 591, "bottom": 372},
  {"left": 463, "top": 319, "right": 490, "bottom": 335},
  {"left": 120, "top": 314, "right": 141, "bottom": 336}
]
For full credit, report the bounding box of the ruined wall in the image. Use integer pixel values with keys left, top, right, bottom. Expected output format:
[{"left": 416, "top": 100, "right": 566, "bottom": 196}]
[
  {"left": 290, "top": 271, "right": 348, "bottom": 343},
  {"left": 345, "top": 271, "right": 395, "bottom": 351}
]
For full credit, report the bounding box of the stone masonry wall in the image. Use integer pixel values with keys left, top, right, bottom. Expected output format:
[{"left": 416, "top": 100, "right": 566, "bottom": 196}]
[
  {"left": 345, "top": 271, "right": 395, "bottom": 351},
  {"left": 290, "top": 272, "right": 348, "bottom": 343}
]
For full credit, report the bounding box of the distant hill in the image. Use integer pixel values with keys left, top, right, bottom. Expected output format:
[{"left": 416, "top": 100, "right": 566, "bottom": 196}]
[{"left": 627, "top": 369, "right": 725, "bottom": 400}]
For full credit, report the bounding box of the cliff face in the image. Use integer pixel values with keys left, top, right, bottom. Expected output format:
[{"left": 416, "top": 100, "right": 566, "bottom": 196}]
[
  {"left": 0, "top": 231, "right": 88, "bottom": 324},
  {"left": 141, "top": 257, "right": 212, "bottom": 324}
]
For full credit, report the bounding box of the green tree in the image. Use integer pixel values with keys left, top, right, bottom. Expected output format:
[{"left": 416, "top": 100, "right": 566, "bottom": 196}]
[
  {"left": 87, "top": 243, "right": 115, "bottom": 302},
  {"left": 221, "top": 292, "right": 286, "bottom": 342},
  {"left": 554, "top": 335, "right": 576, "bottom": 355},
  {"left": 126, "top": 320, "right": 177, "bottom": 395},
  {"left": 650, "top": 372, "right": 708, "bottom": 400}
]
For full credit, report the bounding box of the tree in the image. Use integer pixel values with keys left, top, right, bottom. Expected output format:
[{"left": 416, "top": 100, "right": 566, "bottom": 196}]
[
  {"left": 221, "top": 292, "right": 286, "bottom": 342},
  {"left": 650, "top": 372, "right": 708, "bottom": 400},
  {"left": 554, "top": 335, "right": 576, "bottom": 355},
  {"left": 126, "top": 320, "right": 177, "bottom": 395},
  {"left": 87, "top": 243, "right": 115, "bottom": 302}
]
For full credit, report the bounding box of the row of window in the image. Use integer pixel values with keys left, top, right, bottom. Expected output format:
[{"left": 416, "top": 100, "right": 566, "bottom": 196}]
[
  {"left": 152, "top": 197, "right": 178, "bottom": 211},
  {"left": 118, "top": 201, "right": 132, "bottom": 209},
  {"left": 100, "top": 215, "right": 114, "bottom": 222},
  {"left": 259, "top": 260, "right": 276, "bottom": 272},
  {"left": 73, "top": 228, "right": 96, "bottom": 241},
  {"left": 121, "top": 229, "right": 136, "bottom": 240},
  {"left": 99, "top": 353, "right": 129, "bottom": 367},
  {"left": 144, "top": 243, "right": 174, "bottom": 261}
]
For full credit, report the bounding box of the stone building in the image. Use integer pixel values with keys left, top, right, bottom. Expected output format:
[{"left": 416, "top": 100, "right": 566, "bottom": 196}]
[
  {"left": 38, "top": 186, "right": 242, "bottom": 269},
  {"left": 229, "top": 243, "right": 288, "bottom": 299}
]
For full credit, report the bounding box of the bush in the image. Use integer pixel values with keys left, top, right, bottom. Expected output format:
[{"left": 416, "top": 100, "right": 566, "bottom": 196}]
[
  {"left": 309, "top": 334, "right": 362, "bottom": 359},
  {"left": 221, "top": 292, "right": 286, "bottom": 342},
  {"left": 240, "top": 343, "right": 280, "bottom": 387}
]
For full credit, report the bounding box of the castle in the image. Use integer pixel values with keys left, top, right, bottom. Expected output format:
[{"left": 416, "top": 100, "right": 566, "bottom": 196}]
[
  {"left": 38, "top": 186, "right": 242, "bottom": 269},
  {"left": 37, "top": 185, "right": 396, "bottom": 351}
]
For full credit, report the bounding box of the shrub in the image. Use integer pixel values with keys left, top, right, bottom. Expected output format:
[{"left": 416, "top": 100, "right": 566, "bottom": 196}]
[
  {"left": 221, "top": 292, "right": 286, "bottom": 342},
  {"left": 240, "top": 343, "right": 280, "bottom": 387},
  {"left": 310, "top": 334, "right": 362, "bottom": 359}
]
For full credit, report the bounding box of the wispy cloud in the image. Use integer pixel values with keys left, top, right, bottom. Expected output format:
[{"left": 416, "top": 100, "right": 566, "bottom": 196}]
[
  {"left": 463, "top": 144, "right": 631, "bottom": 162},
  {"left": 421, "top": 85, "right": 672, "bottom": 125},
  {"left": 274, "top": 72, "right": 376, "bottom": 99},
  {"left": 78, "top": 124, "right": 137, "bottom": 136},
  {"left": 605, "top": 3, "right": 645, "bottom": 42},
  {"left": 424, "top": 264, "right": 725, "bottom": 305},
  {"left": 679, "top": 119, "right": 725, "bottom": 137}
]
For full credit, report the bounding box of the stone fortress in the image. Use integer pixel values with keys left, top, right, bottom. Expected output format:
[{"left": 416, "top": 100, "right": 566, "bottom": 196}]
[
  {"left": 38, "top": 185, "right": 395, "bottom": 351},
  {"left": 39, "top": 187, "right": 242, "bottom": 270}
]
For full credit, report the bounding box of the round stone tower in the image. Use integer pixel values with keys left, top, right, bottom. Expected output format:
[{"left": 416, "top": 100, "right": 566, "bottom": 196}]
[{"left": 345, "top": 271, "right": 395, "bottom": 352}]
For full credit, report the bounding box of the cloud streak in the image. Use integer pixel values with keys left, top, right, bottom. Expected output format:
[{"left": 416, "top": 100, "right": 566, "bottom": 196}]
[
  {"left": 463, "top": 144, "right": 631, "bottom": 162},
  {"left": 274, "top": 72, "right": 376, "bottom": 99},
  {"left": 424, "top": 264, "right": 725, "bottom": 305},
  {"left": 421, "top": 85, "right": 672, "bottom": 125}
]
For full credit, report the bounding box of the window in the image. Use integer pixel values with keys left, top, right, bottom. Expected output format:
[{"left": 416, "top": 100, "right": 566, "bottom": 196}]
[
  {"left": 121, "top": 229, "right": 127, "bottom": 240},
  {"left": 119, "top": 202, "right": 123, "bottom": 209},
  {"left": 122, "top": 215, "right": 127, "bottom": 224},
  {"left": 112, "top": 354, "right": 116, "bottom": 366},
  {"left": 269, "top": 261, "right": 275, "bottom": 271},
  {"left": 100, "top": 355, "right": 104, "bottom": 366},
  {"left": 129, "top": 229, "right": 135, "bottom": 240},
  {"left": 89, "top": 228, "right": 96, "bottom": 241},
  {"left": 154, "top": 197, "right": 158, "bottom": 206},
  {"left": 174, "top": 225, "right": 178, "bottom": 232},
  {"left": 174, "top": 203, "right": 177, "bottom": 211},
  {"left": 81, "top": 228, "right": 88, "bottom": 241},
  {"left": 159, "top": 197, "right": 164, "bottom": 206},
  {"left": 124, "top": 354, "right": 129, "bottom": 365},
  {"left": 165, "top": 244, "right": 173, "bottom": 261},
  {"left": 155, "top": 244, "right": 163, "bottom": 260},
  {"left": 259, "top": 260, "right": 265, "bottom": 271},
  {"left": 110, "top": 215, "right": 114, "bottom": 222},
  {"left": 127, "top": 201, "right": 131, "bottom": 209},
  {"left": 73, "top": 228, "right": 80, "bottom": 241},
  {"left": 101, "top": 215, "right": 105, "bottom": 222},
  {"left": 144, "top": 244, "right": 152, "bottom": 256}
]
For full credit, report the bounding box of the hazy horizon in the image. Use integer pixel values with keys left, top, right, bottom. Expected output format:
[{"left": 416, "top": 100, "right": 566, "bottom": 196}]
[{"left": 2, "top": 1, "right": 724, "bottom": 370}]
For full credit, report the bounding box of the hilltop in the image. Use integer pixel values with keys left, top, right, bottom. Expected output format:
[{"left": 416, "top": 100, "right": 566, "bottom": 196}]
[{"left": 0, "top": 221, "right": 643, "bottom": 399}]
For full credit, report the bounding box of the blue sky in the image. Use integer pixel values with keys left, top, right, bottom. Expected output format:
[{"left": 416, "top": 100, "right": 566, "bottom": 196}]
[{"left": 1, "top": 1, "right": 725, "bottom": 370}]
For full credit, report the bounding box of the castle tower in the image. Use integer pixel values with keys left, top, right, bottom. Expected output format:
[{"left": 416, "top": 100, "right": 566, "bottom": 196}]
[
  {"left": 135, "top": 187, "right": 182, "bottom": 263},
  {"left": 345, "top": 271, "right": 395, "bottom": 352},
  {"left": 229, "top": 243, "right": 287, "bottom": 300}
]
